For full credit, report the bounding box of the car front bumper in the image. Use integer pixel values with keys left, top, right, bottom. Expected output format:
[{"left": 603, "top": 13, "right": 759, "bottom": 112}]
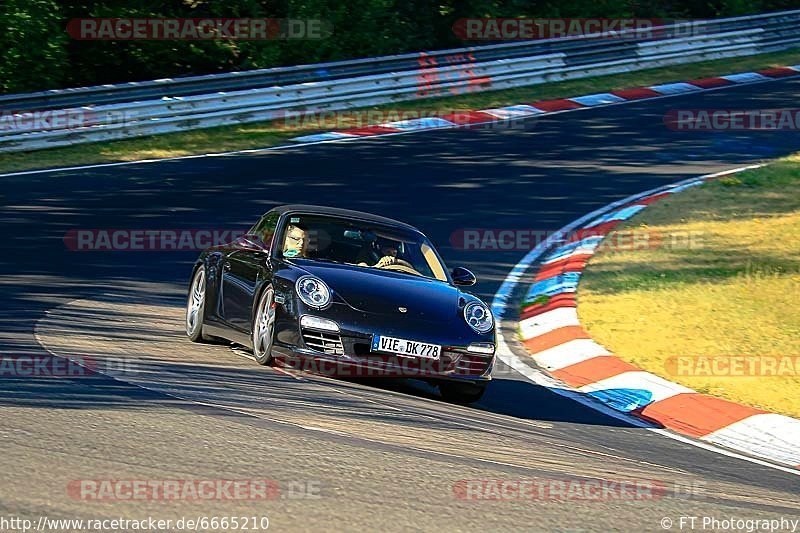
[
  {"left": 269, "top": 299, "right": 496, "bottom": 382},
  {"left": 271, "top": 325, "right": 494, "bottom": 382}
]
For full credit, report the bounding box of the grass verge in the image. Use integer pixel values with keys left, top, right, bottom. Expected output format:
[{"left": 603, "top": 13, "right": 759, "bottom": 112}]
[
  {"left": 578, "top": 154, "right": 800, "bottom": 418},
  {"left": 2, "top": 49, "right": 800, "bottom": 174}
]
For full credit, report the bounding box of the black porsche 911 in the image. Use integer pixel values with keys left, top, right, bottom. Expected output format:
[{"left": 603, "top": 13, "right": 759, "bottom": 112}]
[{"left": 186, "top": 205, "right": 496, "bottom": 403}]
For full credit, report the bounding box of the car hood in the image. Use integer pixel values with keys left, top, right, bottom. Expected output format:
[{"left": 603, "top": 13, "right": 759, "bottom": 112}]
[{"left": 295, "top": 261, "right": 460, "bottom": 323}]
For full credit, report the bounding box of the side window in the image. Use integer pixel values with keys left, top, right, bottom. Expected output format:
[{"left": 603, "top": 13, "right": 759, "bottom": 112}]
[{"left": 250, "top": 212, "right": 280, "bottom": 249}]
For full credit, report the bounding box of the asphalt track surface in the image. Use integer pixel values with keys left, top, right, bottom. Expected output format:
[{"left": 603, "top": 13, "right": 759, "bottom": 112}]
[{"left": 2, "top": 78, "right": 800, "bottom": 532}]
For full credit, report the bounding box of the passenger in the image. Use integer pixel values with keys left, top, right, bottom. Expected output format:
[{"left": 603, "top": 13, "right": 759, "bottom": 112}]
[{"left": 283, "top": 224, "right": 308, "bottom": 258}]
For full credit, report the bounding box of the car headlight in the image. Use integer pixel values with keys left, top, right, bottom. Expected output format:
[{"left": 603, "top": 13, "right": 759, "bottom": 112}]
[
  {"left": 464, "top": 301, "right": 493, "bottom": 334},
  {"left": 295, "top": 276, "right": 331, "bottom": 309}
]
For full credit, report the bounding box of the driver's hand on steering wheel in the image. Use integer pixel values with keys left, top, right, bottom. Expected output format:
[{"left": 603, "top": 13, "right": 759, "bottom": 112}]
[{"left": 374, "top": 255, "right": 397, "bottom": 268}]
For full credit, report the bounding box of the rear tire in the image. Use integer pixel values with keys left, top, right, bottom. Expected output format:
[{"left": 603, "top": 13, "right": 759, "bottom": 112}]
[
  {"left": 252, "top": 285, "right": 276, "bottom": 365},
  {"left": 439, "top": 381, "right": 487, "bottom": 404}
]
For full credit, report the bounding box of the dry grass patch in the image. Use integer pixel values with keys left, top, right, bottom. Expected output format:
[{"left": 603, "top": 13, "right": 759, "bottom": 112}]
[{"left": 578, "top": 155, "right": 800, "bottom": 417}]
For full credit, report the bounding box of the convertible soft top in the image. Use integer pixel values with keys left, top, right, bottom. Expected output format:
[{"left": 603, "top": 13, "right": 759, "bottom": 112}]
[{"left": 266, "top": 204, "right": 421, "bottom": 234}]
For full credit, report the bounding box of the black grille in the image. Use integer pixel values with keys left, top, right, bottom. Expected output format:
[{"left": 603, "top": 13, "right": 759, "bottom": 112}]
[
  {"left": 301, "top": 329, "right": 344, "bottom": 355},
  {"left": 454, "top": 353, "right": 492, "bottom": 375}
]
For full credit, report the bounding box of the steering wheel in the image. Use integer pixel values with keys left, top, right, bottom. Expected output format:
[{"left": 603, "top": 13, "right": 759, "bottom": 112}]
[
  {"left": 374, "top": 256, "right": 415, "bottom": 269},
  {"left": 393, "top": 258, "right": 415, "bottom": 269},
  {"left": 381, "top": 263, "right": 423, "bottom": 276}
]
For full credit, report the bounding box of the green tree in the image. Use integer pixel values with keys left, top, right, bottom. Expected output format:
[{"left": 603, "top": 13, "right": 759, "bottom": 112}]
[
  {"left": 3, "top": 0, "right": 799, "bottom": 93},
  {"left": 0, "top": 0, "right": 68, "bottom": 92}
]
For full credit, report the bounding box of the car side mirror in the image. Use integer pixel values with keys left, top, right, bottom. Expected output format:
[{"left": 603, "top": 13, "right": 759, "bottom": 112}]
[{"left": 452, "top": 267, "right": 477, "bottom": 286}]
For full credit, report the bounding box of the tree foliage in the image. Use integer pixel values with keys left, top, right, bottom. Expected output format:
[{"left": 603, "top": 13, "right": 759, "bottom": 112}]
[
  {"left": 0, "top": 0, "right": 69, "bottom": 92},
  {"left": 1, "top": 0, "right": 798, "bottom": 93}
]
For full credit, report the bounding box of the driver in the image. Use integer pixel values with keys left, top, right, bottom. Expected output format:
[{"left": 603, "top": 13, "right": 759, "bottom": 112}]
[
  {"left": 359, "top": 239, "right": 399, "bottom": 268},
  {"left": 283, "top": 224, "right": 308, "bottom": 258}
]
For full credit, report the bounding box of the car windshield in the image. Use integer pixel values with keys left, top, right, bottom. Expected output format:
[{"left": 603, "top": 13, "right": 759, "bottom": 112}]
[{"left": 278, "top": 214, "right": 448, "bottom": 281}]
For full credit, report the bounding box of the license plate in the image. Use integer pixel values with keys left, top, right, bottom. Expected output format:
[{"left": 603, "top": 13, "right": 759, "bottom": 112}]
[{"left": 371, "top": 335, "right": 441, "bottom": 360}]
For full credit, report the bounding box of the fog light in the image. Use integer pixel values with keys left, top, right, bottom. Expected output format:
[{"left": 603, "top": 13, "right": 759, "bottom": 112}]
[
  {"left": 300, "top": 315, "right": 340, "bottom": 332},
  {"left": 467, "top": 343, "right": 495, "bottom": 355}
]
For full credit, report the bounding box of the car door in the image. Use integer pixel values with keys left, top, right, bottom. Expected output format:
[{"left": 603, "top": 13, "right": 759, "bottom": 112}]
[
  {"left": 220, "top": 248, "right": 262, "bottom": 331},
  {"left": 220, "top": 213, "right": 279, "bottom": 331}
]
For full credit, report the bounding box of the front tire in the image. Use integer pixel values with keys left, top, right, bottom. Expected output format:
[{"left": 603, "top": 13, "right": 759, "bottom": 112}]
[
  {"left": 252, "top": 285, "right": 276, "bottom": 365},
  {"left": 439, "top": 381, "right": 487, "bottom": 404},
  {"left": 186, "top": 267, "right": 212, "bottom": 342}
]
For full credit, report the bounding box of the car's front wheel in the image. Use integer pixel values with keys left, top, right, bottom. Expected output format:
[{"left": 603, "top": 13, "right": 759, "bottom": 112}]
[
  {"left": 252, "top": 285, "right": 276, "bottom": 365},
  {"left": 186, "top": 267, "right": 212, "bottom": 343},
  {"left": 438, "top": 381, "right": 487, "bottom": 404}
]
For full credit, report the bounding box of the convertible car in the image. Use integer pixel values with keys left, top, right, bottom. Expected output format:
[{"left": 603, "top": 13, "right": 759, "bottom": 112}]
[{"left": 186, "top": 205, "right": 496, "bottom": 403}]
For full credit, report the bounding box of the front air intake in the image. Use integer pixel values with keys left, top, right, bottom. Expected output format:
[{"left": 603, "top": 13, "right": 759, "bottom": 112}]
[{"left": 301, "top": 329, "right": 345, "bottom": 355}]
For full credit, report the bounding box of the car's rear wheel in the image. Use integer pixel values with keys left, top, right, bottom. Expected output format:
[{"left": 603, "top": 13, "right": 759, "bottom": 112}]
[
  {"left": 186, "top": 267, "right": 213, "bottom": 343},
  {"left": 252, "top": 285, "right": 276, "bottom": 365},
  {"left": 439, "top": 381, "right": 487, "bottom": 404}
]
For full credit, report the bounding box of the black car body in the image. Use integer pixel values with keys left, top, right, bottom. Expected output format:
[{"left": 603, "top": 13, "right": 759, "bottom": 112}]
[{"left": 186, "top": 205, "right": 496, "bottom": 403}]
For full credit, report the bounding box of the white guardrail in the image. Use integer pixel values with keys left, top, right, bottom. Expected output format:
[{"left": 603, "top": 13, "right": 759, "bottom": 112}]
[{"left": 1, "top": 10, "right": 799, "bottom": 153}]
